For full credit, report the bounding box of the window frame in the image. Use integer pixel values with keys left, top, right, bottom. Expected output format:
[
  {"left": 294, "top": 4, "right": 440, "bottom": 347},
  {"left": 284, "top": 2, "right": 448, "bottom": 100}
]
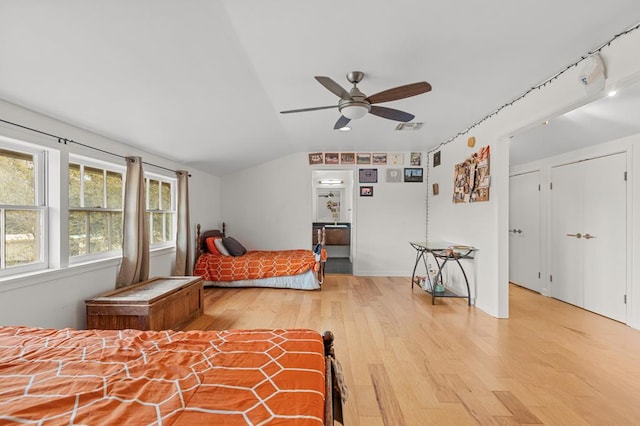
[
  {"left": 68, "top": 156, "right": 125, "bottom": 263},
  {"left": 0, "top": 139, "right": 47, "bottom": 277},
  {"left": 145, "top": 172, "right": 177, "bottom": 249}
]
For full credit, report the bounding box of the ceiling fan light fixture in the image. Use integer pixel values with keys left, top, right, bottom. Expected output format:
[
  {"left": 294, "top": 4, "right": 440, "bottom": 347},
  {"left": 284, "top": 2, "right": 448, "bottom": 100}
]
[{"left": 339, "top": 102, "right": 370, "bottom": 119}]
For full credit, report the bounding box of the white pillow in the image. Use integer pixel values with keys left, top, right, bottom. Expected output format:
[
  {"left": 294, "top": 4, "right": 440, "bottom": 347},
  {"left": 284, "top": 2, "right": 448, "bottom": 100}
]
[{"left": 214, "top": 238, "right": 230, "bottom": 256}]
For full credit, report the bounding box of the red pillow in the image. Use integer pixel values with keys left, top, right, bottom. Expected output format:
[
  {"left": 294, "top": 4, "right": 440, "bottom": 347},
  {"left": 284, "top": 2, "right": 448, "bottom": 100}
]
[{"left": 205, "top": 237, "right": 221, "bottom": 255}]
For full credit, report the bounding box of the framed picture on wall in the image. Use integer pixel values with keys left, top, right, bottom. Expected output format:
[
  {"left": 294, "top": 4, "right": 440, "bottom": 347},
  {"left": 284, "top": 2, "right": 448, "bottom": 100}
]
[
  {"left": 324, "top": 152, "right": 339, "bottom": 164},
  {"left": 386, "top": 168, "right": 402, "bottom": 183},
  {"left": 410, "top": 152, "right": 422, "bottom": 166},
  {"left": 404, "top": 167, "right": 423, "bottom": 182},
  {"left": 388, "top": 153, "right": 404, "bottom": 165},
  {"left": 356, "top": 153, "right": 371, "bottom": 164},
  {"left": 360, "top": 186, "right": 373, "bottom": 197},
  {"left": 308, "top": 152, "right": 323, "bottom": 165},
  {"left": 340, "top": 152, "right": 355, "bottom": 164},
  {"left": 372, "top": 153, "right": 387, "bottom": 165},
  {"left": 359, "top": 168, "right": 378, "bottom": 183}
]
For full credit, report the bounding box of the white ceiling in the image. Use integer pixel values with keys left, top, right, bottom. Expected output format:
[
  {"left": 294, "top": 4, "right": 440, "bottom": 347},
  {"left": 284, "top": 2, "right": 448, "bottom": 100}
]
[
  {"left": 1, "top": 1, "right": 639, "bottom": 175},
  {"left": 510, "top": 80, "right": 640, "bottom": 165}
]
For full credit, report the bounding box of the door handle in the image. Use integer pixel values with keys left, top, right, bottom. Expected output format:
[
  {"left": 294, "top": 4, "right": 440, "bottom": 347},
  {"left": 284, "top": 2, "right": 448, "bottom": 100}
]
[
  {"left": 583, "top": 233, "right": 596, "bottom": 240},
  {"left": 566, "top": 233, "right": 582, "bottom": 239},
  {"left": 516, "top": 229, "right": 522, "bottom": 234}
]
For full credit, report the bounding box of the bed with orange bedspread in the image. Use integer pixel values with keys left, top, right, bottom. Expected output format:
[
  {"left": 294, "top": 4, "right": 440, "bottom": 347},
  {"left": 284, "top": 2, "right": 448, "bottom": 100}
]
[
  {"left": 193, "top": 224, "right": 326, "bottom": 290},
  {"left": 0, "top": 326, "right": 344, "bottom": 425}
]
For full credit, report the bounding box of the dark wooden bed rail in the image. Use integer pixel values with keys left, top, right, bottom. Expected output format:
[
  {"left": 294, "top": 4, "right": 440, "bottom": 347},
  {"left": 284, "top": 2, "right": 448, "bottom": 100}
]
[
  {"left": 195, "top": 223, "right": 226, "bottom": 264},
  {"left": 323, "top": 330, "right": 345, "bottom": 425}
]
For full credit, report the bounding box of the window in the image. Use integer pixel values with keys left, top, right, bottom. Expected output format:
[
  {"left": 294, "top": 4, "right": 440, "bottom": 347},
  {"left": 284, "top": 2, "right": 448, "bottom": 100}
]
[
  {"left": 68, "top": 160, "right": 124, "bottom": 258},
  {"left": 146, "top": 176, "right": 175, "bottom": 246},
  {"left": 0, "top": 146, "right": 45, "bottom": 273}
]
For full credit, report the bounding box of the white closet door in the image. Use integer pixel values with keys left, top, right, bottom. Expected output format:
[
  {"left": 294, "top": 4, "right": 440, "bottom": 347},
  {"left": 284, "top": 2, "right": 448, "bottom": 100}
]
[
  {"left": 582, "top": 153, "right": 626, "bottom": 321},
  {"left": 551, "top": 161, "right": 584, "bottom": 307},
  {"left": 509, "top": 171, "right": 541, "bottom": 292}
]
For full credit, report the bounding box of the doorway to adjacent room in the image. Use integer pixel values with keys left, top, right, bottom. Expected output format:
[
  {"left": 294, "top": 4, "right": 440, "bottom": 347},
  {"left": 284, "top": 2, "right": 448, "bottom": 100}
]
[{"left": 311, "top": 170, "right": 354, "bottom": 275}]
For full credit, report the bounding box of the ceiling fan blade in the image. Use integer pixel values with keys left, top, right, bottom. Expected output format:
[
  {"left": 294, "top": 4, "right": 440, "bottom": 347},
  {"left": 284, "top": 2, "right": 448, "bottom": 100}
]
[
  {"left": 366, "top": 82, "right": 432, "bottom": 104},
  {"left": 333, "top": 115, "right": 351, "bottom": 129},
  {"left": 280, "top": 105, "right": 337, "bottom": 114},
  {"left": 369, "top": 105, "right": 415, "bottom": 122},
  {"left": 315, "top": 76, "right": 353, "bottom": 100}
]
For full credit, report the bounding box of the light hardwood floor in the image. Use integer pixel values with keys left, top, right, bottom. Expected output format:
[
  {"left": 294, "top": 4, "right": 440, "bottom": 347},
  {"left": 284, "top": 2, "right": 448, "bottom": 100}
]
[{"left": 185, "top": 276, "right": 640, "bottom": 425}]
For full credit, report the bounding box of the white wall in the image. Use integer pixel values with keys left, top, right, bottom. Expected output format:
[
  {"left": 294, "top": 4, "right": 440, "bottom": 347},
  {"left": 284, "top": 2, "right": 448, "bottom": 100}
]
[
  {"left": 0, "top": 99, "right": 222, "bottom": 329},
  {"left": 427, "top": 27, "right": 640, "bottom": 318},
  {"left": 221, "top": 152, "right": 428, "bottom": 276}
]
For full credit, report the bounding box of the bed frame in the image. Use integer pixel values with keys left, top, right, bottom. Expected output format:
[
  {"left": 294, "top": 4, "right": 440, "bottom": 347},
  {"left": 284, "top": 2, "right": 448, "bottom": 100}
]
[
  {"left": 195, "top": 223, "right": 326, "bottom": 283},
  {"left": 323, "top": 330, "right": 345, "bottom": 425}
]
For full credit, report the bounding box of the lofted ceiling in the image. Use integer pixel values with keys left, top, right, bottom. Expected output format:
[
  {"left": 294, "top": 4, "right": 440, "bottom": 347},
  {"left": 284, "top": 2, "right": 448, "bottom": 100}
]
[{"left": 1, "top": 1, "right": 639, "bottom": 176}]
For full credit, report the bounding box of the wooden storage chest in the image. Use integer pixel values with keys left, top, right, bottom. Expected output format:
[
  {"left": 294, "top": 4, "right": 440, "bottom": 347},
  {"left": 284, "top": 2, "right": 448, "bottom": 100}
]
[{"left": 85, "top": 276, "right": 203, "bottom": 330}]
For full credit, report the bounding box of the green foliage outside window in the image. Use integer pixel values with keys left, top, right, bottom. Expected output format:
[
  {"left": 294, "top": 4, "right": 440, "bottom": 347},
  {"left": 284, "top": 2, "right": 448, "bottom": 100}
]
[
  {"left": 146, "top": 179, "right": 174, "bottom": 245},
  {"left": 68, "top": 162, "right": 123, "bottom": 257},
  {"left": 0, "top": 149, "right": 41, "bottom": 268}
]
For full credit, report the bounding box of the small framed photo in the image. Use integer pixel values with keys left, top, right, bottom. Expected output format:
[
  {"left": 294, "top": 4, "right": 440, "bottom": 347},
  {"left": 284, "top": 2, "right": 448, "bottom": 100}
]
[
  {"left": 324, "top": 152, "right": 339, "bottom": 165},
  {"left": 340, "top": 152, "right": 355, "bottom": 164},
  {"left": 410, "top": 152, "right": 422, "bottom": 166},
  {"left": 372, "top": 153, "right": 387, "bottom": 165},
  {"left": 404, "top": 167, "right": 424, "bottom": 182},
  {"left": 433, "top": 151, "right": 441, "bottom": 167},
  {"left": 386, "top": 168, "right": 402, "bottom": 183},
  {"left": 432, "top": 183, "right": 439, "bottom": 195},
  {"left": 359, "top": 168, "right": 378, "bottom": 183},
  {"left": 308, "top": 152, "right": 323, "bottom": 165},
  {"left": 360, "top": 186, "right": 373, "bottom": 197},
  {"left": 356, "top": 153, "right": 371, "bottom": 164},
  {"left": 388, "top": 153, "right": 404, "bottom": 165}
]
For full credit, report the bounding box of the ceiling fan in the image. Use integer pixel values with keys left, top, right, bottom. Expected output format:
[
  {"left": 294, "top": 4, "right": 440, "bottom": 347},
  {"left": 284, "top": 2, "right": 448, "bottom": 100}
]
[{"left": 280, "top": 71, "right": 431, "bottom": 130}]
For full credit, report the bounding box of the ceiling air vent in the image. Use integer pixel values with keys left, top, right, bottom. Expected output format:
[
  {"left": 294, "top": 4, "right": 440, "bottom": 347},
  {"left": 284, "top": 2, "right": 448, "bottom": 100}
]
[{"left": 395, "top": 122, "right": 424, "bottom": 131}]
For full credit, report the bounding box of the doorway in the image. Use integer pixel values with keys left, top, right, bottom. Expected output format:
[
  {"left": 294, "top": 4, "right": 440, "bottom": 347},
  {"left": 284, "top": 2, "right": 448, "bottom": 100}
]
[
  {"left": 509, "top": 170, "right": 542, "bottom": 293},
  {"left": 311, "top": 170, "right": 354, "bottom": 275}
]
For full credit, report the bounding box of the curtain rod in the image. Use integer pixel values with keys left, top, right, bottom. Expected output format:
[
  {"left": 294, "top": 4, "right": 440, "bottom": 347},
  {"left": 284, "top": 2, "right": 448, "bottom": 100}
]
[{"left": 0, "top": 117, "right": 183, "bottom": 175}]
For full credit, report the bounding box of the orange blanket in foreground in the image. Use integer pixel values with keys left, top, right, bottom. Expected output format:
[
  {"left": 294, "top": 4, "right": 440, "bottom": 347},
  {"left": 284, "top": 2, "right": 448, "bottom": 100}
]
[
  {"left": 0, "top": 327, "right": 326, "bottom": 425},
  {"left": 194, "top": 250, "right": 317, "bottom": 282}
]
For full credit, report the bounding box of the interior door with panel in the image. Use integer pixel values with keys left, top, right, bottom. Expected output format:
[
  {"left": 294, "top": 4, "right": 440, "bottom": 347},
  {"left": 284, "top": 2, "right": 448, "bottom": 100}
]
[
  {"left": 582, "top": 153, "right": 626, "bottom": 322},
  {"left": 509, "top": 171, "right": 541, "bottom": 292},
  {"left": 551, "top": 153, "right": 627, "bottom": 322},
  {"left": 551, "top": 161, "right": 585, "bottom": 307}
]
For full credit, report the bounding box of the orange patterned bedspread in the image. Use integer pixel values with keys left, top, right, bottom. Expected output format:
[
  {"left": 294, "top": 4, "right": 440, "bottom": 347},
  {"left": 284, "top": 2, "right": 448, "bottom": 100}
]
[
  {"left": 0, "top": 327, "right": 326, "bottom": 425},
  {"left": 194, "top": 250, "right": 318, "bottom": 282}
]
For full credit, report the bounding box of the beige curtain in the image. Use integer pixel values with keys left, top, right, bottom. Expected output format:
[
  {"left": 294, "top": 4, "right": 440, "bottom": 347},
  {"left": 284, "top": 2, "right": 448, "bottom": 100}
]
[
  {"left": 116, "top": 156, "right": 149, "bottom": 288},
  {"left": 173, "top": 170, "right": 192, "bottom": 275}
]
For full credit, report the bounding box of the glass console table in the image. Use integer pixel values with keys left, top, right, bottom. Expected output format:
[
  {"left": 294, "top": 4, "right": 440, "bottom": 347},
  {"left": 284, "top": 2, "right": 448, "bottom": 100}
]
[{"left": 409, "top": 241, "right": 477, "bottom": 306}]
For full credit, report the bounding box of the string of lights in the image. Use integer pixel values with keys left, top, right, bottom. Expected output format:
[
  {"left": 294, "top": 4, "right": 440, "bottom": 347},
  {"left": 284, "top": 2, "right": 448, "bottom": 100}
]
[
  {"left": 424, "top": 20, "right": 640, "bottom": 245},
  {"left": 435, "top": 20, "right": 640, "bottom": 152}
]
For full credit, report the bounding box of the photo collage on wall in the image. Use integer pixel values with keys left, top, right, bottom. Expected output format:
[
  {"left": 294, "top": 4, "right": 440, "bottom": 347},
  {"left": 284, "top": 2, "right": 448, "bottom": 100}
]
[
  {"left": 453, "top": 145, "right": 491, "bottom": 203},
  {"left": 308, "top": 151, "right": 425, "bottom": 197}
]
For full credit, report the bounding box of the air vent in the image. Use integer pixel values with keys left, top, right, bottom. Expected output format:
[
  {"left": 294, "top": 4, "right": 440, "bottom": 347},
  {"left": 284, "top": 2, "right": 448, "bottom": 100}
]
[{"left": 395, "top": 122, "right": 424, "bottom": 131}]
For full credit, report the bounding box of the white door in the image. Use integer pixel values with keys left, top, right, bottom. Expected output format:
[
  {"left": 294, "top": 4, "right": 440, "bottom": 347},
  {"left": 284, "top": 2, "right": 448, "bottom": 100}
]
[
  {"left": 509, "top": 171, "right": 541, "bottom": 292},
  {"left": 551, "top": 161, "right": 585, "bottom": 307},
  {"left": 582, "top": 153, "right": 627, "bottom": 321},
  {"left": 551, "top": 153, "right": 627, "bottom": 321}
]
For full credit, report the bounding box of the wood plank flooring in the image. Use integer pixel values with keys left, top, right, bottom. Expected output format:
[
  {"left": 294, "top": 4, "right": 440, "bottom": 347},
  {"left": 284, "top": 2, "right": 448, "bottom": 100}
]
[{"left": 184, "top": 276, "right": 640, "bottom": 425}]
